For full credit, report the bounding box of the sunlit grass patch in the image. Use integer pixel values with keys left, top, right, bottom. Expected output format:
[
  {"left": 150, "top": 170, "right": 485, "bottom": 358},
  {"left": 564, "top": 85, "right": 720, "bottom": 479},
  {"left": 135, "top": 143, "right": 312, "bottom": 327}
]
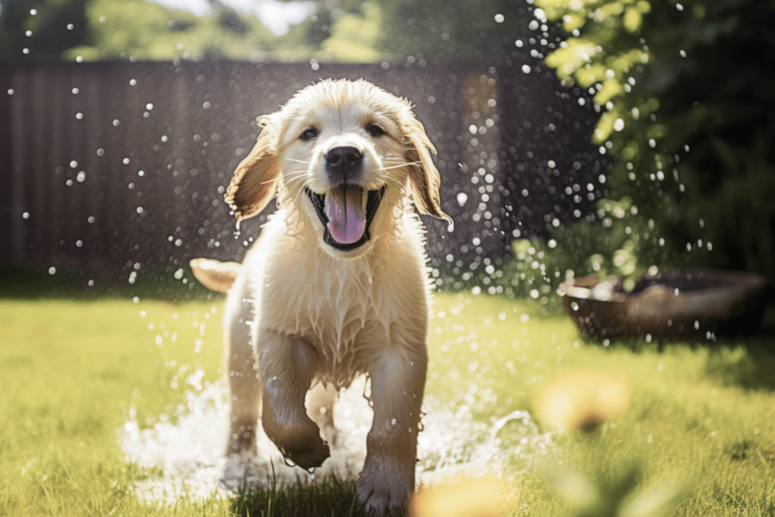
[{"left": 0, "top": 294, "right": 773, "bottom": 516}]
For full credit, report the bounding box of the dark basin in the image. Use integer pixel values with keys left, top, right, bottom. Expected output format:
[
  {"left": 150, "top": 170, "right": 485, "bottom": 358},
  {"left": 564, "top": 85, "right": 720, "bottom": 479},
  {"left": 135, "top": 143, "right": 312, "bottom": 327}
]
[{"left": 559, "top": 270, "right": 770, "bottom": 342}]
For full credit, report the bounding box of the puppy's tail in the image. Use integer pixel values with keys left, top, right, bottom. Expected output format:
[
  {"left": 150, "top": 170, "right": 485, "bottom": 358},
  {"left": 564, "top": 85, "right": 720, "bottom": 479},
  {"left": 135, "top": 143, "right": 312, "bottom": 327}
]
[{"left": 189, "top": 258, "right": 241, "bottom": 293}]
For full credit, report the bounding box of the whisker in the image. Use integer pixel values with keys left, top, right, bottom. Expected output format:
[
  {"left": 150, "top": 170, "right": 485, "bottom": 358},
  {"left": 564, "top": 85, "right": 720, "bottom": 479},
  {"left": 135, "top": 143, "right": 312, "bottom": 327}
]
[
  {"left": 259, "top": 168, "right": 308, "bottom": 186},
  {"left": 283, "top": 172, "right": 309, "bottom": 182},
  {"left": 381, "top": 161, "right": 421, "bottom": 171}
]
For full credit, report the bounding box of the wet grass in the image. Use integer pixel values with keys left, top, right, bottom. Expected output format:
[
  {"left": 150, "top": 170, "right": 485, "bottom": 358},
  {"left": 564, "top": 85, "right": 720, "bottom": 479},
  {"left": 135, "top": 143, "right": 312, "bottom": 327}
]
[{"left": 0, "top": 292, "right": 773, "bottom": 516}]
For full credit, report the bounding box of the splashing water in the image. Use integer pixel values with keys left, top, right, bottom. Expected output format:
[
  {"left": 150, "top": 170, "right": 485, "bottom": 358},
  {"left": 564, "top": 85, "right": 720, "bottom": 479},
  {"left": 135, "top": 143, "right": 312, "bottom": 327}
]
[{"left": 122, "top": 374, "right": 552, "bottom": 502}]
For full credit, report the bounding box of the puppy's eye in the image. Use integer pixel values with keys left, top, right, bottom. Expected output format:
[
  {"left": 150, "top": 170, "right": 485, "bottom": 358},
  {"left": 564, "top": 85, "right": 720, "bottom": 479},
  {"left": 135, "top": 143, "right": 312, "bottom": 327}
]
[
  {"left": 367, "top": 124, "right": 385, "bottom": 137},
  {"left": 300, "top": 128, "right": 319, "bottom": 141}
]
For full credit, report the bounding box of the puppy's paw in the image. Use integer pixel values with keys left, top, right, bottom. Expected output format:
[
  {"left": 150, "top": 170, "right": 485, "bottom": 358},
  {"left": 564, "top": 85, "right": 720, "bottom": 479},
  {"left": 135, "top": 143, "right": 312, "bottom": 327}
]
[
  {"left": 280, "top": 434, "right": 330, "bottom": 470},
  {"left": 357, "top": 460, "right": 412, "bottom": 516},
  {"left": 266, "top": 419, "right": 330, "bottom": 470}
]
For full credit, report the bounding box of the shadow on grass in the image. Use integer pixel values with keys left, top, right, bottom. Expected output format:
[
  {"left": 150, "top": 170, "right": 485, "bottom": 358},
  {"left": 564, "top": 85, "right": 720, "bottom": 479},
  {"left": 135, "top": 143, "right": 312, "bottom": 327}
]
[
  {"left": 574, "top": 303, "right": 775, "bottom": 392},
  {"left": 703, "top": 340, "right": 775, "bottom": 392},
  {"left": 229, "top": 474, "right": 409, "bottom": 517},
  {"left": 0, "top": 265, "right": 223, "bottom": 302}
]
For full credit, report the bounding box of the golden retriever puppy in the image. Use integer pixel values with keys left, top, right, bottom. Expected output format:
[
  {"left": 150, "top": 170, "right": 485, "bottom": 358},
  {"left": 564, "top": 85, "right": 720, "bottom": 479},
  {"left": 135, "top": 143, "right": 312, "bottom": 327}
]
[{"left": 198, "top": 79, "right": 449, "bottom": 514}]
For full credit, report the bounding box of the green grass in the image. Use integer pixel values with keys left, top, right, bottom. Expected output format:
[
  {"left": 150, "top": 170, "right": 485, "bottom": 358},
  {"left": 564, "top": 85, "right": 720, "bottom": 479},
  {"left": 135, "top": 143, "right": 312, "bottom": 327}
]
[{"left": 0, "top": 292, "right": 773, "bottom": 516}]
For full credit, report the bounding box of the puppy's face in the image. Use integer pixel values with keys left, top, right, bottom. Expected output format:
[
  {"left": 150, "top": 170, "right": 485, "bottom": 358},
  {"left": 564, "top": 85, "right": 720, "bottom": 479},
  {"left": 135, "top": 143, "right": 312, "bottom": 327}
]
[{"left": 225, "top": 80, "right": 450, "bottom": 260}]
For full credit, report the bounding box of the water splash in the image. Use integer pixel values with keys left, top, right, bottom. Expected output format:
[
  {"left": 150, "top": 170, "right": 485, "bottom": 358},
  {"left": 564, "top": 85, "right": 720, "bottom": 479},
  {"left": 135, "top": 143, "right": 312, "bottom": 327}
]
[{"left": 121, "top": 375, "right": 552, "bottom": 502}]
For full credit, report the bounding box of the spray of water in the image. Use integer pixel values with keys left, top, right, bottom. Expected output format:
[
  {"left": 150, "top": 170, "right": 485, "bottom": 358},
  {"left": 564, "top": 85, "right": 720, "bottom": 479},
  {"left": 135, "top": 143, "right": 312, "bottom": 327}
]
[{"left": 122, "top": 373, "right": 552, "bottom": 502}]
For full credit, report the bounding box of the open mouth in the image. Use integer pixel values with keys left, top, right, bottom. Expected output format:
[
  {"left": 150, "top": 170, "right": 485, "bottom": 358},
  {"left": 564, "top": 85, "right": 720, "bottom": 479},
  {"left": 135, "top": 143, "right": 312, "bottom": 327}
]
[{"left": 305, "top": 185, "right": 386, "bottom": 251}]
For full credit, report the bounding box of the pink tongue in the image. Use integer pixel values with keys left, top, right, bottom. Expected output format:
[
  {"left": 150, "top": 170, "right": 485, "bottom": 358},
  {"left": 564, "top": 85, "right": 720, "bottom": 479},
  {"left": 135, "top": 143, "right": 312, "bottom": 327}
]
[{"left": 326, "top": 186, "right": 366, "bottom": 244}]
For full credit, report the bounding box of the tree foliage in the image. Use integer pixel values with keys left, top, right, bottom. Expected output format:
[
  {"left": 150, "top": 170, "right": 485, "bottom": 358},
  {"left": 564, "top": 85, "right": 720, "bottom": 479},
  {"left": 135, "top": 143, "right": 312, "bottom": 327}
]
[
  {"left": 64, "top": 0, "right": 277, "bottom": 61},
  {"left": 0, "top": 0, "right": 90, "bottom": 59},
  {"left": 0, "top": 0, "right": 314, "bottom": 61},
  {"left": 374, "top": 0, "right": 533, "bottom": 61}
]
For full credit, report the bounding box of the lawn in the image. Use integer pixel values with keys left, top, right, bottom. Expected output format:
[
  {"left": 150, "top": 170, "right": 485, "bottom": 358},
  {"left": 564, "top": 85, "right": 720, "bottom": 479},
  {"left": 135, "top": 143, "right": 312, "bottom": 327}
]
[{"left": 1, "top": 293, "right": 773, "bottom": 516}]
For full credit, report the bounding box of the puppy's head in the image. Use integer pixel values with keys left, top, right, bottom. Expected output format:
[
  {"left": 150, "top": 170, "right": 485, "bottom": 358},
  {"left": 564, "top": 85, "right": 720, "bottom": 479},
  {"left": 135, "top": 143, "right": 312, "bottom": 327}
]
[{"left": 225, "top": 79, "right": 450, "bottom": 260}]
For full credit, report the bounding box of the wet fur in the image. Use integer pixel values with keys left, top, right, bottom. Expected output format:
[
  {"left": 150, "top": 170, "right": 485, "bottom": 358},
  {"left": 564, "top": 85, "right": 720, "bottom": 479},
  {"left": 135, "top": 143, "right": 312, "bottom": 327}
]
[{"left": 219, "top": 79, "right": 449, "bottom": 515}]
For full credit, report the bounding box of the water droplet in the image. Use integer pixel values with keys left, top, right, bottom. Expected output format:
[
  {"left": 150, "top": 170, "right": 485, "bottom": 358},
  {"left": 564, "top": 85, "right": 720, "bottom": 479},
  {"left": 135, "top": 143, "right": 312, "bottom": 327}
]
[
  {"left": 113, "top": 119, "right": 120, "bottom": 127},
  {"left": 22, "top": 212, "right": 29, "bottom": 219},
  {"left": 48, "top": 267, "right": 56, "bottom": 275},
  {"left": 494, "top": 13, "right": 504, "bottom": 23},
  {"left": 67, "top": 23, "right": 74, "bottom": 30},
  {"left": 136, "top": 207, "right": 143, "bottom": 214},
  {"left": 76, "top": 171, "right": 86, "bottom": 182},
  {"left": 129, "top": 79, "right": 137, "bottom": 86}
]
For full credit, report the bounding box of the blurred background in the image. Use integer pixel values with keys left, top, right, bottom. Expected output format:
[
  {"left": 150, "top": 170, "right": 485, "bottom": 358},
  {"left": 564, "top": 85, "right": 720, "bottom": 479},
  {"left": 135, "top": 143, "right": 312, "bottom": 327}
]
[{"left": 1, "top": 0, "right": 773, "bottom": 300}]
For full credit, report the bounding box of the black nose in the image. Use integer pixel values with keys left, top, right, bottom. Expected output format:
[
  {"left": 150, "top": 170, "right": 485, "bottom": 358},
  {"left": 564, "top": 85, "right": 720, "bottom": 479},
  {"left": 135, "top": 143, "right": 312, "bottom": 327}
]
[{"left": 325, "top": 146, "right": 363, "bottom": 170}]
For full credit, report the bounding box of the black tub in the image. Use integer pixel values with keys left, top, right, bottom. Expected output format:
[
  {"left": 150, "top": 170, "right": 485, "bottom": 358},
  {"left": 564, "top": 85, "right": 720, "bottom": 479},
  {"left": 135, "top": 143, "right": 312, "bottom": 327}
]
[{"left": 559, "top": 270, "right": 770, "bottom": 342}]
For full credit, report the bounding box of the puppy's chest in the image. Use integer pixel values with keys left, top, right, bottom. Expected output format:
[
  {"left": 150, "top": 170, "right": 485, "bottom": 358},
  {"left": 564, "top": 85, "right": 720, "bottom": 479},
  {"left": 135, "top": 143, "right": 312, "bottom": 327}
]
[{"left": 258, "top": 254, "right": 391, "bottom": 349}]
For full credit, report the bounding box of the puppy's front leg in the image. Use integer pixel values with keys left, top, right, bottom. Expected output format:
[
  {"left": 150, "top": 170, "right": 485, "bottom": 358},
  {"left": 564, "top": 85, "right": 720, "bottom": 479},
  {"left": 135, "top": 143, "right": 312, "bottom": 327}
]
[
  {"left": 357, "top": 345, "right": 427, "bottom": 515},
  {"left": 258, "top": 329, "right": 330, "bottom": 470}
]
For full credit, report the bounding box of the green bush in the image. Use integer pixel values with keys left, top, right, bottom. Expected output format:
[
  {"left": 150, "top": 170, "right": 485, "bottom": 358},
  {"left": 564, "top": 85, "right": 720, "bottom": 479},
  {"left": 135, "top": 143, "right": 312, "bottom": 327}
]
[{"left": 531, "top": 0, "right": 775, "bottom": 284}]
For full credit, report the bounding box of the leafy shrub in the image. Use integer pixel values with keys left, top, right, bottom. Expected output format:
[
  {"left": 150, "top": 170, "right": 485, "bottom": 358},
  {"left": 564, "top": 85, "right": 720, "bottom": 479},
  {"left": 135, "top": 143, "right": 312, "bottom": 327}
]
[{"left": 529, "top": 0, "right": 775, "bottom": 286}]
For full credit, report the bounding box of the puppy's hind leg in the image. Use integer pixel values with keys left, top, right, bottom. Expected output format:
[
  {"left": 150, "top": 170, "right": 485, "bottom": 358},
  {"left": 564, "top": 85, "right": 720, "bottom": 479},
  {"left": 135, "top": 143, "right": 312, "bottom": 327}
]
[{"left": 223, "top": 275, "right": 261, "bottom": 456}]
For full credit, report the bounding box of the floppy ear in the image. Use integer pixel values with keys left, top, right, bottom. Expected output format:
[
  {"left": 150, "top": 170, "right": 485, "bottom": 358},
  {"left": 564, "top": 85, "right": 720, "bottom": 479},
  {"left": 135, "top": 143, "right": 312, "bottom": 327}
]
[
  {"left": 404, "top": 117, "right": 452, "bottom": 223},
  {"left": 224, "top": 116, "right": 281, "bottom": 222}
]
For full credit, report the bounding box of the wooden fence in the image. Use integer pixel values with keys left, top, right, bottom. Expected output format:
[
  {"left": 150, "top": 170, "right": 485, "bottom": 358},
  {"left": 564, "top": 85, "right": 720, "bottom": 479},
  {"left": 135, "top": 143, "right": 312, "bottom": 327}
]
[{"left": 0, "top": 59, "right": 601, "bottom": 280}]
